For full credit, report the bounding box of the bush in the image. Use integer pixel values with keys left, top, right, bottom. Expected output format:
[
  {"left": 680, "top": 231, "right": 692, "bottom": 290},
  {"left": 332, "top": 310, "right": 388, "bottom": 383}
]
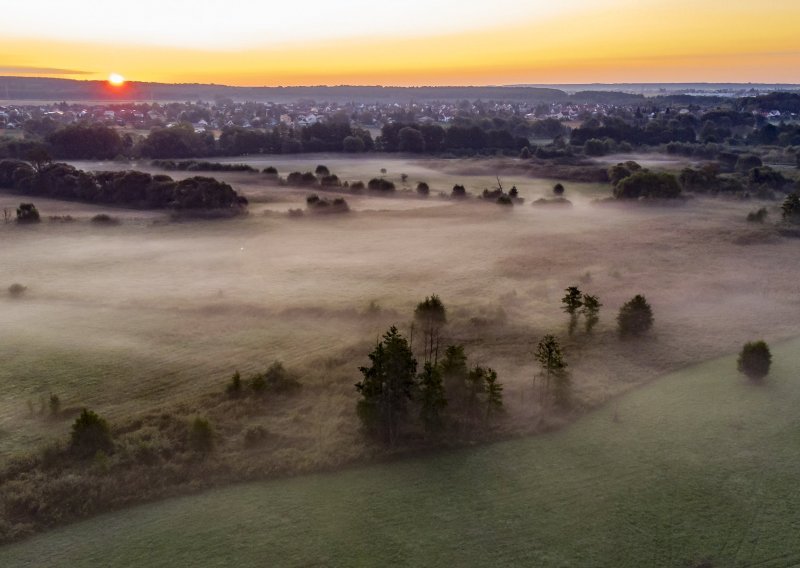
[
  {"left": 314, "top": 164, "right": 330, "bottom": 176},
  {"left": 747, "top": 208, "right": 768, "bottom": 223},
  {"left": 617, "top": 294, "right": 654, "bottom": 337},
  {"left": 70, "top": 409, "right": 114, "bottom": 459},
  {"left": 251, "top": 361, "right": 300, "bottom": 394},
  {"left": 16, "top": 203, "right": 40, "bottom": 223},
  {"left": 8, "top": 283, "right": 27, "bottom": 297},
  {"left": 416, "top": 182, "right": 430, "bottom": 196},
  {"left": 91, "top": 214, "right": 120, "bottom": 225},
  {"left": 451, "top": 184, "right": 467, "bottom": 198},
  {"left": 737, "top": 341, "right": 772, "bottom": 380},
  {"left": 781, "top": 192, "right": 800, "bottom": 224},
  {"left": 614, "top": 171, "right": 682, "bottom": 199},
  {"left": 189, "top": 417, "right": 214, "bottom": 453},
  {"left": 263, "top": 166, "right": 278, "bottom": 176},
  {"left": 243, "top": 426, "right": 269, "bottom": 448},
  {"left": 226, "top": 370, "right": 242, "bottom": 397},
  {"left": 367, "top": 178, "right": 395, "bottom": 192},
  {"left": 553, "top": 183, "right": 565, "bottom": 195}
]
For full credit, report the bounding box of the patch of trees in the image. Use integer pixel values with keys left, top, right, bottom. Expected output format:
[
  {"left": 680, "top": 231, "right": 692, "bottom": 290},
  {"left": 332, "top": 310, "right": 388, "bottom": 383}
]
[
  {"left": 561, "top": 286, "right": 602, "bottom": 335},
  {"left": 356, "top": 298, "right": 504, "bottom": 445},
  {"left": 15, "top": 202, "right": 40, "bottom": 223},
  {"left": 137, "top": 125, "right": 216, "bottom": 159},
  {"left": 379, "top": 120, "right": 529, "bottom": 154},
  {"left": 0, "top": 159, "right": 247, "bottom": 212},
  {"left": 613, "top": 171, "right": 682, "bottom": 200},
  {"left": 152, "top": 160, "right": 257, "bottom": 172},
  {"left": 226, "top": 362, "right": 301, "bottom": 398},
  {"left": 305, "top": 194, "right": 350, "bottom": 214},
  {"left": 46, "top": 124, "right": 124, "bottom": 160},
  {"left": 570, "top": 116, "right": 696, "bottom": 147}
]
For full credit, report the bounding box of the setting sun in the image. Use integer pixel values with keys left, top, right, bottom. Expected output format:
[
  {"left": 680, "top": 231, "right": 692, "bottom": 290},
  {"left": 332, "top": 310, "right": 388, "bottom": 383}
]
[{"left": 108, "top": 72, "right": 125, "bottom": 86}]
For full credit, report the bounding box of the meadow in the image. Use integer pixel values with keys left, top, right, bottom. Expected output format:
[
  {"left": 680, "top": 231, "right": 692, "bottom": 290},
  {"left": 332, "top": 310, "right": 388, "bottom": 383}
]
[
  {"left": 0, "top": 155, "right": 798, "bottom": 547},
  {"left": 1, "top": 336, "right": 798, "bottom": 567}
]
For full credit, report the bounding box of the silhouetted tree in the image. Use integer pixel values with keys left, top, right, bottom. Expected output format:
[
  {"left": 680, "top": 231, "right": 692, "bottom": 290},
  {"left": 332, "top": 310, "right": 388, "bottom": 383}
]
[
  {"left": 561, "top": 286, "right": 583, "bottom": 336},
  {"left": 534, "top": 335, "right": 569, "bottom": 407},
  {"left": 355, "top": 326, "right": 417, "bottom": 444},
  {"left": 414, "top": 295, "right": 447, "bottom": 364},
  {"left": 581, "top": 294, "right": 602, "bottom": 333},
  {"left": 617, "top": 295, "right": 654, "bottom": 337},
  {"left": 737, "top": 341, "right": 772, "bottom": 381},
  {"left": 70, "top": 409, "right": 113, "bottom": 459},
  {"left": 418, "top": 362, "right": 446, "bottom": 434}
]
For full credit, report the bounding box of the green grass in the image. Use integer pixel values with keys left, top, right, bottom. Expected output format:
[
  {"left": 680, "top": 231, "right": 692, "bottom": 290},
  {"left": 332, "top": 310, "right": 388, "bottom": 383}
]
[{"left": 3, "top": 338, "right": 800, "bottom": 567}]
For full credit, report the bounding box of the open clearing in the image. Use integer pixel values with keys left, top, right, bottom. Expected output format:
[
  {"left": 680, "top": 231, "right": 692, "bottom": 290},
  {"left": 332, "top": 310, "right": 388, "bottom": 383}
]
[{"left": 2, "top": 337, "right": 799, "bottom": 567}]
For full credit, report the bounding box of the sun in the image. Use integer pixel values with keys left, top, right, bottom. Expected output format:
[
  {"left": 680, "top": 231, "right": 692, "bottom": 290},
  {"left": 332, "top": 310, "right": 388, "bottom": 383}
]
[{"left": 108, "top": 73, "right": 125, "bottom": 86}]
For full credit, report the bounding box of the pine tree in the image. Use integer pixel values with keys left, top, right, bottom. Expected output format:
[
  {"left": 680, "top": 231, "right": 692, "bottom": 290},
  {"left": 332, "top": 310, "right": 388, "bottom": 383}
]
[
  {"left": 418, "top": 362, "right": 447, "bottom": 434},
  {"left": 534, "top": 335, "right": 569, "bottom": 407},
  {"left": 356, "top": 326, "right": 417, "bottom": 444}
]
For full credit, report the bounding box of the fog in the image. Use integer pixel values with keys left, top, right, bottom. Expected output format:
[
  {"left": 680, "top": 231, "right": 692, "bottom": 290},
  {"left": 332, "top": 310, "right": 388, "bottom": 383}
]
[{"left": 1, "top": 156, "right": 798, "bottom": 460}]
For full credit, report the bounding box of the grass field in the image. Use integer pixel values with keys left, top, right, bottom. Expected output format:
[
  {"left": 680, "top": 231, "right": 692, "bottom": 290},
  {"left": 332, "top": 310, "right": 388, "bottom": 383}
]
[{"left": 2, "top": 337, "right": 799, "bottom": 567}]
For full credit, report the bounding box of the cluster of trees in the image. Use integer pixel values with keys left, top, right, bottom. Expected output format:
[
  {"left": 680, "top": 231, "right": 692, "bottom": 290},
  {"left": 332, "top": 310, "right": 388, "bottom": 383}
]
[
  {"left": 608, "top": 162, "right": 682, "bottom": 199},
  {"left": 561, "top": 287, "right": 601, "bottom": 335},
  {"left": 378, "top": 120, "right": 530, "bottom": 153},
  {"left": 0, "top": 159, "right": 247, "bottom": 211},
  {"left": 151, "top": 160, "right": 258, "bottom": 172},
  {"left": 226, "top": 362, "right": 300, "bottom": 397},
  {"left": 570, "top": 116, "right": 697, "bottom": 148},
  {"left": 782, "top": 192, "right": 800, "bottom": 224},
  {"left": 304, "top": 194, "right": 350, "bottom": 214},
  {"left": 356, "top": 296, "right": 504, "bottom": 444}
]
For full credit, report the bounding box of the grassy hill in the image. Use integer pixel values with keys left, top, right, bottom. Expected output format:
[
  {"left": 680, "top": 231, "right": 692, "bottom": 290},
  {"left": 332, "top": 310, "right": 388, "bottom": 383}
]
[{"left": 2, "top": 337, "right": 799, "bottom": 567}]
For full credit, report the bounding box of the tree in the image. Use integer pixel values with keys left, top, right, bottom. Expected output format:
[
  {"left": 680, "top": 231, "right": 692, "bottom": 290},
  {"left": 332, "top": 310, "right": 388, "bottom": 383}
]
[
  {"left": 70, "top": 409, "right": 113, "bottom": 458},
  {"left": 617, "top": 295, "right": 654, "bottom": 337},
  {"left": 226, "top": 370, "right": 242, "bottom": 397},
  {"left": 519, "top": 146, "right": 531, "bottom": 159},
  {"left": 342, "top": 135, "right": 365, "bottom": 153},
  {"left": 452, "top": 184, "right": 467, "bottom": 198},
  {"left": 16, "top": 203, "right": 40, "bottom": 223},
  {"left": 355, "top": 326, "right": 418, "bottom": 444},
  {"left": 416, "top": 181, "right": 430, "bottom": 196},
  {"left": 534, "top": 335, "right": 569, "bottom": 407},
  {"left": 561, "top": 286, "right": 583, "bottom": 336},
  {"left": 581, "top": 294, "right": 602, "bottom": 333},
  {"left": 414, "top": 295, "right": 447, "bottom": 364},
  {"left": 398, "top": 127, "right": 425, "bottom": 153},
  {"left": 484, "top": 368, "right": 504, "bottom": 419},
  {"left": 439, "top": 344, "right": 469, "bottom": 412},
  {"left": 737, "top": 341, "right": 772, "bottom": 381},
  {"left": 418, "top": 362, "right": 446, "bottom": 434},
  {"left": 26, "top": 147, "right": 51, "bottom": 173},
  {"left": 553, "top": 183, "right": 565, "bottom": 196}
]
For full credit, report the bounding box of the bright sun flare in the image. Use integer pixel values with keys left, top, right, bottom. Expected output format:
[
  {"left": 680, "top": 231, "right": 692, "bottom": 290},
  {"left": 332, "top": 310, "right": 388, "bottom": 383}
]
[{"left": 108, "top": 73, "right": 125, "bottom": 86}]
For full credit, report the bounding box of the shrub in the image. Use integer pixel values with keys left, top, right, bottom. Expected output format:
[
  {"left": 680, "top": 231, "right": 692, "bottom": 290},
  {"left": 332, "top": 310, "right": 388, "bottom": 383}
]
[
  {"left": 737, "top": 341, "right": 772, "bottom": 380},
  {"left": 416, "top": 182, "right": 430, "bottom": 196},
  {"left": 70, "top": 409, "right": 114, "bottom": 459},
  {"left": 226, "top": 370, "right": 242, "bottom": 397},
  {"left": 614, "top": 171, "right": 682, "bottom": 199},
  {"left": 367, "top": 178, "right": 395, "bottom": 192},
  {"left": 91, "top": 214, "right": 120, "bottom": 225},
  {"left": 496, "top": 195, "right": 514, "bottom": 206},
  {"left": 8, "top": 283, "right": 27, "bottom": 297},
  {"left": 16, "top": 203, "right": 40, "bottom": 223},
  {"left": 314, "top": 164, "right": 330, "bottom": 176},
  {"left": 617, "top": 295, "right": 654, "bottom": 337},
  {"left": 49, "top": 393, "right": 61, "bottom": 417},
  {"left": 263, "top": 166, "right": 278, "bottom": 176},
  {"left": 519, "top": 146, "right": 531, "bottom": 159},
  {"left": 553, "top": 183, "right": 565, "bottom": 195},
  {"left": 451, "top": 184, "right": 467, "bottom": 198},
  {"left": 189, "top": 417, "right": 214, "bottom": 453},
  {"left": 350, "top": 180, "right": 366, "bottom": 192},
  {"left": 251, "top": 361, "right": 300, "bottom": 394},
  {"left": 782, "top": 192, "right": 800, "bottom": 224},
  {"left": 243, "top": 426, "right": 269, "bottom": 448},
  {"left": 747, "top": 208, "right": 768, "bottom": 223}
]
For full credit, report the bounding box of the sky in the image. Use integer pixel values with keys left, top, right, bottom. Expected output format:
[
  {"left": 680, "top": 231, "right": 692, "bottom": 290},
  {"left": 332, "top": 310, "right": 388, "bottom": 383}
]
[{"left": 1, "top": 0, "right": 799, "bottom": 86}]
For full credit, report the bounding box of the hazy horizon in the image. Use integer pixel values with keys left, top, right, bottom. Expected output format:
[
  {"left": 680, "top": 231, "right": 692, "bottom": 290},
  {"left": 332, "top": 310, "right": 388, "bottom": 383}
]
[{"left": 2, "top": 0, "right": 799, "bottom": 86}]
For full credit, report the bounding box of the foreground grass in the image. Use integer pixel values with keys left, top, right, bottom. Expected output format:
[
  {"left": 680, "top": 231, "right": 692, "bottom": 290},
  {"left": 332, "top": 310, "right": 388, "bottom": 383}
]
[{"left": 3, "top": 338, "right": 799, "bottom": 567}]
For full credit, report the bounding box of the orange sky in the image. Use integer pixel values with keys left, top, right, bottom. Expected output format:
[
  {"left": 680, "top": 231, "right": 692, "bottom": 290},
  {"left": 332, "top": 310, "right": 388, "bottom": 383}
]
[{"left": 2, "top": 0, "right": 799, "bottom": 86}]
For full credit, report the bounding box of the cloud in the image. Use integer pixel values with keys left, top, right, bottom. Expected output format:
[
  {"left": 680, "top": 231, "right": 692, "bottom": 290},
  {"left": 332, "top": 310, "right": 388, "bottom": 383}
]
[{"left": 0, "top": 65, "right": 91, "bottom": 75}]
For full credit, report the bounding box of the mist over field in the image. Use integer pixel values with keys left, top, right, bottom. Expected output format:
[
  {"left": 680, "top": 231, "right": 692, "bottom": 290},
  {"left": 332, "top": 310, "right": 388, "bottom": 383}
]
[{"left": 2, "top": 156, "right": 798, "bottom": 461}]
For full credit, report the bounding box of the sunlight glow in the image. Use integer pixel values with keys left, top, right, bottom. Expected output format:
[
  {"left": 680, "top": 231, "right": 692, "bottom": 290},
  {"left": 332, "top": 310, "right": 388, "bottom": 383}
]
[{"left": 108, "top": 73, "right": 125, "bottom": 86}]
